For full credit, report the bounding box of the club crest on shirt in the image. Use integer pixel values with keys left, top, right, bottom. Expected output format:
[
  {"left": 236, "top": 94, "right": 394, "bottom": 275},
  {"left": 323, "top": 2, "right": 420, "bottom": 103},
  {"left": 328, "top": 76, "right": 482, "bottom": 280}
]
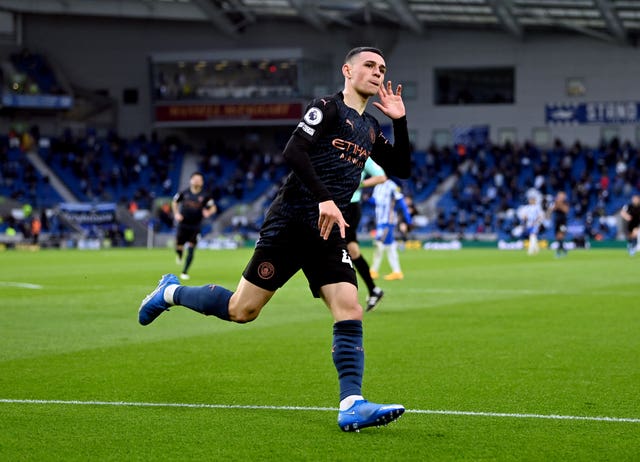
[
  {"left": 303, "top": 107, "right": 323, "bottom": 126},
  {"left": 369, "top": 127, "right": 376, "bottom": 143}
]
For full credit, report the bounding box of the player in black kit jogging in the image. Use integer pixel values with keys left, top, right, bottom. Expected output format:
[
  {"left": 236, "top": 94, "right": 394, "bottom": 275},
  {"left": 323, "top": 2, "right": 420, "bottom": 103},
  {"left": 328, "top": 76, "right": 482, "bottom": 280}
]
[
  {"left": 172, "top": 172, "right": 217, "bottom": 280},
  {"left": 138, "top": 47, "right": 411, "bottom": 432},
  {"left": 621, "top": 193, "right": 640, "bottom": 256}
]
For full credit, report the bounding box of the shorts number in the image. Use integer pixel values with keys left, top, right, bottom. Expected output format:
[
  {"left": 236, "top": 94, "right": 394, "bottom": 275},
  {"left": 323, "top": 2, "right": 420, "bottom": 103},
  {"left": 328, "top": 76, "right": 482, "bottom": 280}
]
[{"left": 342, "top": 249, "right": 353, "bottom": 268}]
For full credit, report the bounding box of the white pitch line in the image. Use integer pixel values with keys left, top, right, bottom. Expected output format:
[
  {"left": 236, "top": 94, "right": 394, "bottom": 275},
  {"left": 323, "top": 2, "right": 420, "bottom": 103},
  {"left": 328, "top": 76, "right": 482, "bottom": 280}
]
[
  {"left": 0, "top": 281, "right": 42, "bottom": 289},
  {"left": 404, "top": 288, "right": 636, "bottom": 296},
  {"left": 1, "top": 399, "right": 638, "bottom": 423},
  {"left": 409, "top": 408, "right": 640, "bottom": 423}
]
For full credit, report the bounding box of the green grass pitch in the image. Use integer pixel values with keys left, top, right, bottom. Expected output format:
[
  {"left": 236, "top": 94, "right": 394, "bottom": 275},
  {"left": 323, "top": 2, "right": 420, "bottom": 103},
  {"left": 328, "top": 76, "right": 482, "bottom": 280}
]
[{"left": 1, "top": 246, "right": 639, "bottom": 461}]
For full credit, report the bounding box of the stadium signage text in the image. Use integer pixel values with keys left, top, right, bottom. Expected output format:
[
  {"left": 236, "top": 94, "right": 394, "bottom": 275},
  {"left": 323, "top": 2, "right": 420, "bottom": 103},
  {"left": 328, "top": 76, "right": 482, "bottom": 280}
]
[
  {"left": 1, "top": 94, "right": 74, "bottom": 109},
  {"left": 59, "top": 203, "right": 116, "bottom": 225},
  {"left": 546, "top": 101, "right": 640, "bottom": 125},
  {"left": 155, "top": 102, "right": 303, "bottom": 122}
]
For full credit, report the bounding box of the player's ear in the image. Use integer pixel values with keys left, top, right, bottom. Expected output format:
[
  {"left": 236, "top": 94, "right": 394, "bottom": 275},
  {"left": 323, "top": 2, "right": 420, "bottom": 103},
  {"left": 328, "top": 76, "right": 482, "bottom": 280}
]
[{"left": 342, "top": 63, "right": 352, "bottom": 78}]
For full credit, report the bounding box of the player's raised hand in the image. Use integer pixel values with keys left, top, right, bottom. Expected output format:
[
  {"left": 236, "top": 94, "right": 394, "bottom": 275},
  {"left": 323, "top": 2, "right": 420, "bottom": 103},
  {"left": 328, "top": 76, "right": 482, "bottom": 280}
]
[
  {"left": 318, "top": 200, "right": 349, "bottom": 240},
  {"left": 372, "top": 81, "right": 405, "bottom": 120}
]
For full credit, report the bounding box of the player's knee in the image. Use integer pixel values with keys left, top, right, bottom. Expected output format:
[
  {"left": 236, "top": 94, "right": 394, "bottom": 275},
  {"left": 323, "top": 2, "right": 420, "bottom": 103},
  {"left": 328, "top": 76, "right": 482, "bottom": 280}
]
[
  {"left": 228, "top": 300, "right": 262, "bottom": 324},
  {"left": 337, "top": 299, "right": 363, "bottom": 320},
  {"left": 347, "top": 243, "right": 361, "bottom": 259}
]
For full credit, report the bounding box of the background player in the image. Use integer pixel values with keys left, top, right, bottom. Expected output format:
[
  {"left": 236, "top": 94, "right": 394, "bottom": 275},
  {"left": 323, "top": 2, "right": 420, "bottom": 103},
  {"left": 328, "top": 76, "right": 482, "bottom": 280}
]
[
  {"left": 620, "top": 193, "right": 640, "bottom": 256},
  {"left": 519, "top": 189, "right": 545, "bottom": 255},
  {"left": 551, "top": 191, "right": 570, "bottom": 257},
  {"left": 172, "top": 172, "right": 217, "bottom": 279},
  {"left": 345, "top": 157, "right": 387, "bottom": 311},
  {"left": 139, "top": 47, "right": 411, "bottom": 431},
  {"left": 369, "top": 178, "right": 412, "bottom": 281}
]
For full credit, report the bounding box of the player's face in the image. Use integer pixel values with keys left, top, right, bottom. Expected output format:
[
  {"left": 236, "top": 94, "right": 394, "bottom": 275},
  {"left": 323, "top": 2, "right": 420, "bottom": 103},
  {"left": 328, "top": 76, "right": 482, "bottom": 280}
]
[
  {"left": 343, "top": 51, "right": 387, "bottom": 97},
  {"left": 190, "top": 175, "right": 203, "bottom": 192}
]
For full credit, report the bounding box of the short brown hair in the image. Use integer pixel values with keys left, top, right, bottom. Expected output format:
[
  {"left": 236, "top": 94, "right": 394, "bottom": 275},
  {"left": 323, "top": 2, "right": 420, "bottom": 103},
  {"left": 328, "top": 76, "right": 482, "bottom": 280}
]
[{"left": 344, "top": 47, "right": 384, "bottom": 63}]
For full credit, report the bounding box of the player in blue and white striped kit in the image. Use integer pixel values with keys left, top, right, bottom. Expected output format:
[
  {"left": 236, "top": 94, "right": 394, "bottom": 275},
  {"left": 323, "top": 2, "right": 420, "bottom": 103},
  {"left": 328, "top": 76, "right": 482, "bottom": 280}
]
[
  {"left": 370, "top": 179, "right": 412, "bottom": 280},
  {"left": 519, "top": 189, "right": 545, "bottom": 255}
]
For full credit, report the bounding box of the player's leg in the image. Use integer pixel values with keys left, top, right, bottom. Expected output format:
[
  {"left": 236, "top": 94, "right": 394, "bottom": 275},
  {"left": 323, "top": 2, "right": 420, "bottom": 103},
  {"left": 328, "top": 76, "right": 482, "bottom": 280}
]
[
  {"left": 383, "top": 225, "right": 403, "bottom": 280},
  {"left": 627, "top": 225, "right": 636, "bottom": 255},
  {"left": 345, "top": 204, "right": 381, "bottom": 300},
  {"left": 528, "top": 230, "right": 538, "bottom": 255},
  {"left": 175, "top": 227, "right": 186, "bottom": 264},
  {"left": 181, "top": 233, "right": 198, "bottom": 279},
  {"left": 370, "top": 225, "right": 387, "bottom": 278},
  {"left": 384, "top": 241, "right": 403, "bottom": 278},
  {"left": 307, "top": 239, "right": 403, "bottom": 431},
  {"left": 348, "top": 241, "right": 380, "bottom": 296},
  {"left": 555, "top": 229, "right": 563, "bottom": 256},
  {"left": 630, "top": 226, "right": 639, "bottom": 255},
  {"left": 320, "top": 282, "right": 404, "bottom": 431},
  {"left": 176, "top": 275, "right": 276, "bottom": 322},
  {"left": 139, "top": 246, "right": 292, "bottom": 325},
  {"left": 139, "top": 274, "right": 275, "bottom": 326}
]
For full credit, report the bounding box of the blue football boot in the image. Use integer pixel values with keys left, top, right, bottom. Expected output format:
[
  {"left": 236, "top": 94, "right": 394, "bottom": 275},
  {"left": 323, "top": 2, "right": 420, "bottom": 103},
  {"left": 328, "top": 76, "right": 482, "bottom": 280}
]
[
  {"left": 138, "top": 274, "right": 179, "bottom": 326},
  {"left": 338, "top": 399, "right": 405, "bottom": 432}
]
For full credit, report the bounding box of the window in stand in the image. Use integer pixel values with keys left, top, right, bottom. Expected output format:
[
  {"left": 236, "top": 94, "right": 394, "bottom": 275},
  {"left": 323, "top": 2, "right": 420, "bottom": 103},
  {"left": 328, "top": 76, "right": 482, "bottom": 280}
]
[
  {"left": 434, "top": 67, "right": 514, "bottom": 106},
  {"left": 150, "top": 54, "right": 334, "bottom": 102},
  {"left": 432, "top": 129, "right": 451, "bottom": 148},
  {"left": 497, "top": 127, "right": 517, "bottom": 145},
  {"left": 601, "top": 126, "right": 619, "bottom": 144},
  {"left": 532, "top": 127, "right": 551, "bottom": 148}
]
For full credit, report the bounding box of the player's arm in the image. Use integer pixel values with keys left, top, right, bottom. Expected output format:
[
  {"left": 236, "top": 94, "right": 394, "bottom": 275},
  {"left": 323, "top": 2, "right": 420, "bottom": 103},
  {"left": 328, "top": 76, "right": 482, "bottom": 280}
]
[
  {"left": 396, "top": 196, "right": 413, "bottom": 226},
  {"left": 370, "top": 81, "right": 411, "bottom": 179},
  {"left": 557, "top": 200, "right": 570, "bottom": 214},
  {"left": 620, "top": 205, "right": 632, "bottom": 222},
  {"left": 202, "top": 198, "right": 217, "bottom": 218},
  {"left": 172, "top": 192, "right": 183, "bottom": 222},
  {"left": 361, "top": 174, "right": 387, "bottom": 188},
  {"left": 369, "top": 117, "right": 411, "bottom": 179},
  {"left": 545, "top": 202, "right": 554, "bottom": 220},
  {"left": 361, "top": 158, "right": 387, "bottom": 189},
  {"left": 282, "top": 99, "right": 338, "bottom": 202},
  {"left": 282, "top": 99, "right": 347, "bottom": 239}
]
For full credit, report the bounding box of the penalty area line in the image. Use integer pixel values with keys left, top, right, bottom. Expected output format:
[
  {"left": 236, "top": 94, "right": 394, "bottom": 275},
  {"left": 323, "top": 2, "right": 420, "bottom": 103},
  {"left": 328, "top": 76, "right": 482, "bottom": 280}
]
[{"left": 1, "top": 398, "right": 638, "bottom": 424}]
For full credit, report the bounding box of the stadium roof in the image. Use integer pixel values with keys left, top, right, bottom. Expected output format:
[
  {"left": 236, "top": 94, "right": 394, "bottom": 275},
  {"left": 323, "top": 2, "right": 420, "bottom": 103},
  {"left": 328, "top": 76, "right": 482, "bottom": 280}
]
[{"left": 1, "top": 0, "right": 638, "bottom": 45}]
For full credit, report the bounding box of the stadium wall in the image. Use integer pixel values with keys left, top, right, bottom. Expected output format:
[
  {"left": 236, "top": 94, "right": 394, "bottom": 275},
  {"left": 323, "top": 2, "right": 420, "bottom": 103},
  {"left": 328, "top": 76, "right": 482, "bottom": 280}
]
[{"left": 7, "top": 14, "right": 640, "bottom": 147}]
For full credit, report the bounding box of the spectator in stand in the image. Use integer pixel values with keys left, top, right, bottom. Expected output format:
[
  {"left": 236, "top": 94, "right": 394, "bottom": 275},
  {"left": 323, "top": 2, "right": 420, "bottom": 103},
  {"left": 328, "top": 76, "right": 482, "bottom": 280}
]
[
  {"left": 31, "top": 214, "right": 41, "bottom": 244},
  {"left": 157, "top": 202, "right": 174, "bottom": 231}
]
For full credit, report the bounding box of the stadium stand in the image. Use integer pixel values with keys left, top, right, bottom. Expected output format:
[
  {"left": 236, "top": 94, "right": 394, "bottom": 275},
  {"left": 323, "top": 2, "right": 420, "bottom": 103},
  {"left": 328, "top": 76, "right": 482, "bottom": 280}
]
[{"left": 2, "top": 118, "right": 638, "bottom": 249}]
